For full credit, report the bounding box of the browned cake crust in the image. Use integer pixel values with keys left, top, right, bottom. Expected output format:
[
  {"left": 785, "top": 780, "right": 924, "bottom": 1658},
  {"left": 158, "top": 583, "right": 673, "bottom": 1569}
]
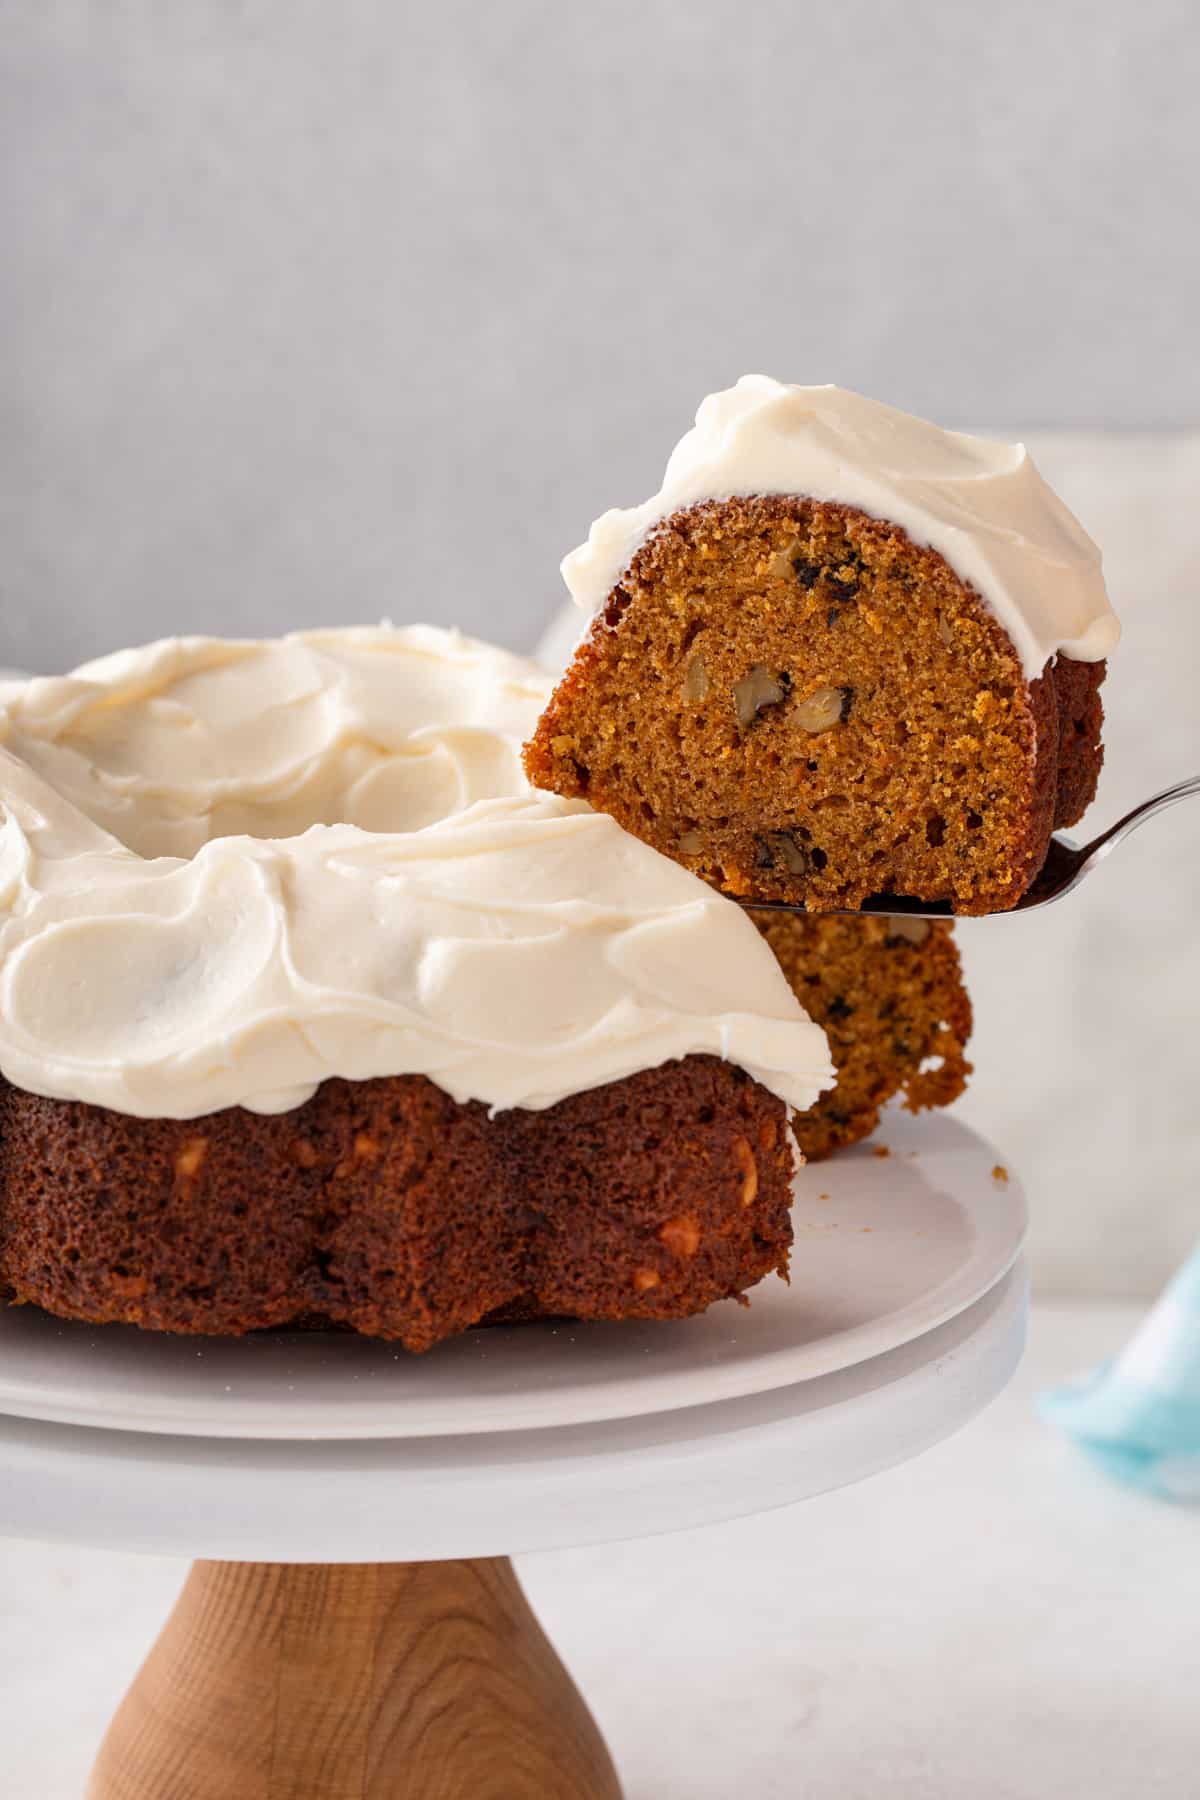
[
  {"left": 525, "top": 497, "right": 1106, "bottom": 914},
  {"left": 0, "top": 1057, "right": 793, "bottom": 1353},
  {"left": 753, "top": 913, "right": 973, "bottom": 1160}
]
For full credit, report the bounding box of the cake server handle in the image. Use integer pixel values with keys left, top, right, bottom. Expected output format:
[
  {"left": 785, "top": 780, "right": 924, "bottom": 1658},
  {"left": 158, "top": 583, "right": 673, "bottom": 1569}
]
[{"left": 1065, "top": 772, "right": 1200, "bottom": 872}]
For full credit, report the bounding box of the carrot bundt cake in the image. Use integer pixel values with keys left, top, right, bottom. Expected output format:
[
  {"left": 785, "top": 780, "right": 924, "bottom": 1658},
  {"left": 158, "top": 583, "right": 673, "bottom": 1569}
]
[
  {"left": 0, "top": 626, "right": 837, "bottom": 1351},
  {"left": 0, "top": 622, "right": 979, "bottom": 1351},
  {"left": 524, "top": 378, "right": 1120, "bottom": 913}
]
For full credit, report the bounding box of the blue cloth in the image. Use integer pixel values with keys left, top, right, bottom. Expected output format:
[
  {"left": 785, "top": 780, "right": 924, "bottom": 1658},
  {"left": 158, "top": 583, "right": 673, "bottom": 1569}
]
[{"left": 1039, "top": 1245, "right": 1200, "bottom": 1503}]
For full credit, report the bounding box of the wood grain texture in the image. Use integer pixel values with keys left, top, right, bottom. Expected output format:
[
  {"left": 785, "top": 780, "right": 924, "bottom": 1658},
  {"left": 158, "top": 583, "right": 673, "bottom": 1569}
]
[{"left": 88, "top": 1558, "right": 623, "bottom": 1800}]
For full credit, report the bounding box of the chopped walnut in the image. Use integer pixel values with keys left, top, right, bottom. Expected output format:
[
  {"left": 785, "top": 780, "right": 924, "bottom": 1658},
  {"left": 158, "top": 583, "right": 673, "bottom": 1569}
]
[
  {"left": 754, "top": 831, "right": 811, "bottom": 875},
  {"left": 768, "top": 538, "right": 806, "bottom": 581},
  {"left": 174, "top": 1137, "right": 208, "bottom": 1180},
  {"left": 678, "top": 829, "right": 704, "bottom": 855},
  {"left": 734, "top": 665, "right": 786, "bottom": 730},
  {"left": 886, "top": 917, "right": 931, "bottom": 945},
  {"left": 681, "top": 653, "right": 710, "bottom": 702},
  {"left": 732, "top": 1136, "right": 759, "bottom": 1206},
  {"left": 659, "top": 1214, "right": 701, "bottom": 1257},
  {"left": 793, "top": 685, "right": 853, "bottom": 734}
]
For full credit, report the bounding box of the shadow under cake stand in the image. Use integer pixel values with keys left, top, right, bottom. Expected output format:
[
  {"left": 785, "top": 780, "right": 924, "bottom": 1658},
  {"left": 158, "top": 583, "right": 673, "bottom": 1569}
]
[{"left": 0, "top": 1110, "right": 1026, "bottom": 1800}]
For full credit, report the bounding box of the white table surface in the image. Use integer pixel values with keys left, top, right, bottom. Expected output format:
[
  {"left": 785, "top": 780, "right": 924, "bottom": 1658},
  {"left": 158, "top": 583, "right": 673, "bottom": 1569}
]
[{"left": 1, "top": 1299, "right": 1192, "bottom": 1800}]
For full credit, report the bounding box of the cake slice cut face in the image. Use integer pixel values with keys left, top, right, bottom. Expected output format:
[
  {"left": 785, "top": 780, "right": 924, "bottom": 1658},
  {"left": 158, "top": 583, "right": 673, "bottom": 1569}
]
[
  {"left": 524, "top": 379, "right": 1119, "bottom": 913},
  {"left": 757, "top": 913, "right": 972, "bottom": 1162}
]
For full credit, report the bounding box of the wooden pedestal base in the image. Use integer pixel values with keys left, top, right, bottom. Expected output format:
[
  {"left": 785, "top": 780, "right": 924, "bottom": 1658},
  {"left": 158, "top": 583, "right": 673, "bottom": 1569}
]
[{"left": 88, "top": 1558, "right": 623, "bottom": 1800}]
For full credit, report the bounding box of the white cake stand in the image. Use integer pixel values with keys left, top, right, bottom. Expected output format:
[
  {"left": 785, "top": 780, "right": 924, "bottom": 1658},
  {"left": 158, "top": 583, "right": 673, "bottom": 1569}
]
[{"left": 0, "top": 1112, "right": 1027, "bottom": 1800}]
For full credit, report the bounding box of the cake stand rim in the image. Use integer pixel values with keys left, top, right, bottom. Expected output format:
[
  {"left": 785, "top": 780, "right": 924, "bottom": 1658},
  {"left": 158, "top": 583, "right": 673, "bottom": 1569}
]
[{"left": 0, "top": 1258, "right": 1027, "bottom": 1562}]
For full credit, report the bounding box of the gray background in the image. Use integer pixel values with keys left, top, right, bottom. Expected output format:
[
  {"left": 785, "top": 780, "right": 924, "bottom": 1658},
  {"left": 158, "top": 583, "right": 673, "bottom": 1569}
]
[
  {"left": 1, "top": 3, "right": 1197, "bottom": 1300},
  {"left": 2, "top": 0, "right": 1198, "bottom": 672}
]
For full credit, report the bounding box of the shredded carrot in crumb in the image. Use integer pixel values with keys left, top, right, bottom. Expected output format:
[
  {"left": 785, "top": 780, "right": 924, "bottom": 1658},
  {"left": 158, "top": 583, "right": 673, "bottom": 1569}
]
[
  {"left": 872, "top": 1144, "right": 891, "bottom": 1158},
  {"left": 991, "top": 1164, "right": 1009, "bottom": 1183}
]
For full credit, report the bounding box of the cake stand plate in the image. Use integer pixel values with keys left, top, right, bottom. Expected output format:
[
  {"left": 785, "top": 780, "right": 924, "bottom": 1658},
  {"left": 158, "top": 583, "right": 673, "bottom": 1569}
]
[
  {"left": 0, "top": 1109, "right": 1023, "bottom": 1440},
  {"left": 5, "top": 1263, "right": 1026, "bottom": 1800},
  {"left": 0, "top": 1258, "right": 1026, "bottom": 1564}
]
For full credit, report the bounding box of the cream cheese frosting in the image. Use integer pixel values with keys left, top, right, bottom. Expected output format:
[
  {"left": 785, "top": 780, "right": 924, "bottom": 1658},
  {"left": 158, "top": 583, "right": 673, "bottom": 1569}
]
[
  {"left": 0, "top": 624, "right": 554, "bottom": 859},
  {"left": 0, "top": 626, "right": 833, "bottom": 1120},
  {"left": 562, "top": 376, "right": 1120, "bottom": 681}
]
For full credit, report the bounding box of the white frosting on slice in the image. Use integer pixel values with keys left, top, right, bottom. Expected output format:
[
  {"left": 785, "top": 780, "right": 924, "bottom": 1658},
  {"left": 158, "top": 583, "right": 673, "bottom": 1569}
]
[
  {"left": 0, "top": 626, "right": 833, "bottom": 1119},
  {"left": 562, "top": 377, "right": 1120, "bottom": 680}
]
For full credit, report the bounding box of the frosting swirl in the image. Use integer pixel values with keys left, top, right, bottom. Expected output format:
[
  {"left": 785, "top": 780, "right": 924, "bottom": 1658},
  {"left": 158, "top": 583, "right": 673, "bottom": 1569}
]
[
  {"left": 562, "top": 377, "right": 1120, "bottom": 680},
  {"left": 3, "top": 624, "right": 552, "bottom": 859},
  {"left": 0, "top": 626, "right": 833, "bottom": 1120}
]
